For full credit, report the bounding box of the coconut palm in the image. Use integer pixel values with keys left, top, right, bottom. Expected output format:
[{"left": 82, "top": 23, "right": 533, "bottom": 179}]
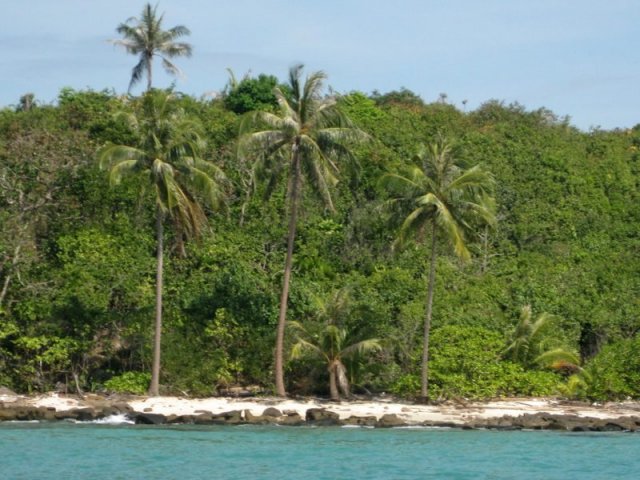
[
  {"left": 111, "top": 3, "right": 192, "bottom": 93},
  {"left": 289, "top": 288, "right": 381, "bottom": 401},
  {"left": 98, "top": 90, "right": 227, "bottom": 395},
  {"left": 503, "top": 305, "right": 580, "bottom": 371},
  {"left": 383, "top": 137, "right": 496, "bottom": 402},
  {"left": 238, "top": 64, "right": 366, "bottom": 397}
]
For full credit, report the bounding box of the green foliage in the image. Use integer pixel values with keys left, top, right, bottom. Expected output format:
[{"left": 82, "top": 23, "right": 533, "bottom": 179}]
[
  {"left": 104, "top": 371, "right": 151, "bottom": 395},
  {"left": 503, "top": 305, "right": 580, "bottom": 370},
  {"left": 391, "top": 326, "right": 561, "bottom": 400},
  {"left": 0, "top": 82, "right": 637, "bottom": 401},
  {"left": 584, "top": 337, "right": 640, "bottom": 400},
  {"left": 224, "top": 73, "right": 279, "bottom": 114}
]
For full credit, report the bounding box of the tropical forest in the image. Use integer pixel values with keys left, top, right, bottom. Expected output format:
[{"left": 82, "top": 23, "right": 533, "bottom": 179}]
[{"left": 1, "top": 4, "right": 638, "bottom": 403}]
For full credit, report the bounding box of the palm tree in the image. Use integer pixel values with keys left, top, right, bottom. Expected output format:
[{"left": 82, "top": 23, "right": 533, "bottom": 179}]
[
  {"left": 383, "top": 137, "right": 495, "bottom": 402},
  {"left": 98, "top": 90, "right": 227, "bottom": 395},
  {"left": 290, "top": 288, "right": 381, "bottom": 401},
  {"left": 238, "top": 64, "right": 366, "bottom": 397},
  {"left": 111, "top": 3, "right": 192, "bottom": 93},
  {"left": 503, "top": 305, "right": 580, "bottom": 371}
]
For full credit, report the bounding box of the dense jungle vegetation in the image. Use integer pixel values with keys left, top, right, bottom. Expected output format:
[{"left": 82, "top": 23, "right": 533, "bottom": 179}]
[
  {"left": 0, "top": 7, "right": 638, "bottom": 401},
  {"left": 1, "top": 82, "right": 638, "bottom": 401}
]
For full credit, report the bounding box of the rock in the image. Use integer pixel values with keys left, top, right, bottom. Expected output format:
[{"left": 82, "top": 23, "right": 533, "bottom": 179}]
[
  {"left": 305, "top": 408, "right": 341, "bottom": 426},
  {"left": 132, "top": 412, "right": 167, "bottom": 425},
  {"left": 278, "top": 412, "right": 304, "bottom": 426},
  {"left": 54, "top": 407, "right": 100, "bottom": 422},
  {"left": 342, "top": 415, "right": 377, "bottom": 427},
  {"left": 376, "top": 414, "right": 407, "bottom": 428},
  {"left": 193, "top": 413, "right": 215, "bottom": 424},
  {"left": 0, "top": 405, "right": 49, "bottom": 421},
  {"left": 513, "top": 413, "right": 553, "bottom": 430},
  {"left": 594, "top": 417, "right": 640, "bottom": 432},
  {"left": 243, "top": 410, "right": 272, "bottom": 425},
  {"left": 111, "top": 402, "right": 134, "bottom": 413},
  {"left": 167, "top": 415, "right": 195, "bottom": 424},
  {"left": 262, "top": 407, "right": 282, "bottom": 417},
  {"left": 211, "top": 410, "right": 244, "bottom": 425}
]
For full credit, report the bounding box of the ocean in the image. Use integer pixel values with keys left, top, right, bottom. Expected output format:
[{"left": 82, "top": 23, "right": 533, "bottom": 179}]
[{"left": 1, "top": 421, "right": 638, "bottom": 479}]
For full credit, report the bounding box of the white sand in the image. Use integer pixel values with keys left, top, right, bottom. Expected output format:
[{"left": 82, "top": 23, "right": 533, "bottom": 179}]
[{"left": 19, "top": 393, "right": 640, "bottom": 425}]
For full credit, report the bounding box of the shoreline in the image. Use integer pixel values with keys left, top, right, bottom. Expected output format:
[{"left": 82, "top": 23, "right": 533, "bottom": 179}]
[{"left": 2, "top": 392, "right": 640, "bottom": 431}]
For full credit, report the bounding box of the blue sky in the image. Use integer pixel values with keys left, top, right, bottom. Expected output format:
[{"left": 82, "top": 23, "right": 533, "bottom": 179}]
[{"left": 2, "top": 0, "right": 639, "bottom": 130}]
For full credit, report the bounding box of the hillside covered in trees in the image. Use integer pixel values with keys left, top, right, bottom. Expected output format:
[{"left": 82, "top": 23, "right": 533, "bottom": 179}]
[
  {"left": 1, "top": 82, "right": 638, "bottom": 401},
  {"left": 0, "top": 6, "right": 638, "bottom": 402}
]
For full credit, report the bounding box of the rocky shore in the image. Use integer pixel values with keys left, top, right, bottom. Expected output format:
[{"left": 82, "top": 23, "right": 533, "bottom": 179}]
[{"left": 1, "top": 390, "right": 640, "bottom": 432}]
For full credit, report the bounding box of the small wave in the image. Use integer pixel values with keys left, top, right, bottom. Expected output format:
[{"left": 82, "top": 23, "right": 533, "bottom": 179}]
[{"left": 89, "top": 414, "right": 134, "bottom": 425}]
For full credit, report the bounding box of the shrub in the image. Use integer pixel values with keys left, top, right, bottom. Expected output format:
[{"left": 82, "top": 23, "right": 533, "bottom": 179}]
[
  {"left": 585, "top": 336, "right": 640, "bottom": 400},
  {"left": 391, "top": 325, "right": 562, "bottom": 400},
  {"left": 104, "top": 371, "right": 151, "bottom": 395}
]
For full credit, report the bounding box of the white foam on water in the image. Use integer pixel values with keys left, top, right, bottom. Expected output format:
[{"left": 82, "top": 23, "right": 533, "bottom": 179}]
[{"left": 90, "top": 414, "right": 134, "bottom": 425}]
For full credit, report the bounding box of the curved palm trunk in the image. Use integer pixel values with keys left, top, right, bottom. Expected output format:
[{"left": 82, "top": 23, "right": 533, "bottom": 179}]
[
  {"left": 149, "top": 206, "right": 164, "bottom": 396},
  {"left": 420, "top": 221, "right": 438, "bottom": 403},
  {"left": 274, "top": 143, "right": 301, "bottom": 397}
]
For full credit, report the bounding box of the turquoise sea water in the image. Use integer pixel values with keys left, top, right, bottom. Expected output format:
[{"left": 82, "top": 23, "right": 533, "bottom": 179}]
[{"left": 1, "top": 423, "right": 639, "bottom": 479}]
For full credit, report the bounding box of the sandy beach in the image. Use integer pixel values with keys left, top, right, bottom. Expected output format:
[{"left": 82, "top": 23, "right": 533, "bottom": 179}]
[{"left": 2, "top": 391, "right": 639, "bottom": 427}]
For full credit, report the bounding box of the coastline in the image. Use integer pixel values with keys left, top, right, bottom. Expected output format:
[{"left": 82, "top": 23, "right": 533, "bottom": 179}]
[{"left": 2, "top": 392, "right": 640, "bottom": 431}]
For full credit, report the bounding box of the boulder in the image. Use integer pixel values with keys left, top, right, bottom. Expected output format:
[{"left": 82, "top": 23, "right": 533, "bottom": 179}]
[
  {"left": 0, "top": 405, "right": 53, "bottom": 421},
  {"left": 211, "top": 410, "right": 244, "bottom": 425},
  {"left": 305, "top": 408, "right": 341, "bottom": 426},
  {"left": 243, "top": 410, "right": 273, "bottom": 425},
  {"left": 277, "top": 412, "right": 304, "bottom": 426},
  {"left": 193, "top": 413, "right": 215, "bottom": 425},
  {"left": 167, "top": 414, "right": 195, "bottom": 424},
  {"left": 342, "top": 415, "right": 377, "bottom": 427},
  {"left": 132, "top": 412, "right": 167, "bottom": 425},
  {"left": 513, "top": 413, "right": 554, "bottom": 430},
  {"left": 376, "top": 414, "right": 407, "bottom": 428},
  {"left": 262, "top": 407, "right": 282, "bottom": 417}
]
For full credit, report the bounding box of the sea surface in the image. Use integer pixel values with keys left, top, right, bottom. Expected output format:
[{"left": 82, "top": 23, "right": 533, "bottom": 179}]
[{"left": 1, "top": 421, "right": 639, "bottom": 479}]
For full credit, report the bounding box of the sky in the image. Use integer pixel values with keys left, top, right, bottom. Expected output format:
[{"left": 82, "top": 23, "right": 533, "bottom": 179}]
[{"left": 1, "top": 0, "right": 639, "bottom": 130}]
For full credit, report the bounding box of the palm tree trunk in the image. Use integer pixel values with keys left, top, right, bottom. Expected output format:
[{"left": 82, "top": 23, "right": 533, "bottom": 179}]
[
  {"left": 146, "top": 56, "right": 153, "bottom": 92},
  {"left": 329, "top": 362, "right": 340, "bottom": 401},
  {"left": 149, "top": 206, "right": 164, "bottom": 396},
  {"left": 420, "top": 221, "right": 438, "bottom": 403},
  {"left": 274, "top": 143, "right": 301, "bottom": 397}
]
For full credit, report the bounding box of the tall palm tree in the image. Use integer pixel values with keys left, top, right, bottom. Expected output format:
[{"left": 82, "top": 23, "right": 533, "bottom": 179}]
[
  {"left": 111, "top": 3, "right": 192, "bottom": 93},
  {"left": 290, "top": 288, "right": 381, "bottom": 401},
  {"left": 238, "top": 64, "right": 366, "bottom": 397},
  {"left": 383, "top": 137, "right": 495, "bottom": 402},
  {"left": 98, "top": 90, "right": 227, "bottom": 396}
]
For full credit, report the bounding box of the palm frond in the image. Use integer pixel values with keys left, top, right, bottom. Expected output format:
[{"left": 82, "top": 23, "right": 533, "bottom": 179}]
[
  {"left": 394, "top": 206, "right": 432, "bottom": 250},
  {"left": 129, "top": 58, "right": 148, "bottom": 92},
  {"left": 290, "top": 338, "right": 327, "bottom": 362},
  {"left": 98, "top": 144, "right": 144, "bottom": 170},
  {"left": 108, "top": 159, "right": 139, "bottom": 185},
  {"left": 535, "top": 348, "right": 581, "bottom": 369},
  {"left": 420, "top": 193, "right": 469, "bottom": 260},
  {"left": 340, "top": 338, "right": 382, "bottom": 358}
]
